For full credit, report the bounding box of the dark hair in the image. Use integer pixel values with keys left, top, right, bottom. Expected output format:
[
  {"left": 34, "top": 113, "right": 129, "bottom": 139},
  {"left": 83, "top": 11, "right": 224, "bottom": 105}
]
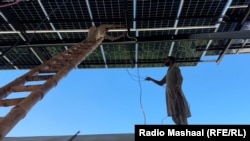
[{"left": 167, "top": 56, "right": 176, "bottom": 64}]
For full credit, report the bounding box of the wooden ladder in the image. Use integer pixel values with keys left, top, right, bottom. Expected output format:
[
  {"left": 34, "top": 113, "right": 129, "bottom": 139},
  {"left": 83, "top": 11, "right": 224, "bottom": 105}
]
[{"left": 0, "top": 38, "right": 104, "bottom": 140}]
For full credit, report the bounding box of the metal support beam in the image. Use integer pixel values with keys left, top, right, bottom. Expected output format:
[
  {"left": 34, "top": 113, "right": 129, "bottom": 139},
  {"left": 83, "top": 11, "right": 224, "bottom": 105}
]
[
  {"left": 38, "top": 0, "right": 68, "bottom": 50},
  {"left": 216, "top": 3, "right": 250, "bottom": 64},
  {"left": 0, "top": 25, "right": 216, "bottom": 34},
  {"left": 85, "top": 0, "right": 95, "bottom": 26},
  {"left": 236, "top": 39, "right": 249, "bottom": 54},
  {"left": 15, "top": 13, "right": 247, "bottom": 24},
  {"left": 201, "top": 0, "right": 232, "bottom": 58},
  {"left": 133, "top": 0, "right": 139, "bottom": 68},
  {"left": 0, "top": 31, "right": 246, "bottom": 50},
  {"left": 229, "top": 5, "right": 248, "bottom": 9},
  {"left": 169, "top": 0, "right": 184, "bottom": 56},
  {"left": 2, "top": 29, "right": 250, "bottom": 48},
  {"left": 189, "top": 30, "right": 250, "bottom": 39},
  {"left": 195, "top": 44, "right": 250, "bottom": 51}
]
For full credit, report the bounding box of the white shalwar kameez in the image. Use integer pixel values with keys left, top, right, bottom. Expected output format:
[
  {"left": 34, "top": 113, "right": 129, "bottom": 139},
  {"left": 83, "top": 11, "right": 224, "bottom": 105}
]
[{"left": 165, "top": 65, "right": 191, "bottom": 125}]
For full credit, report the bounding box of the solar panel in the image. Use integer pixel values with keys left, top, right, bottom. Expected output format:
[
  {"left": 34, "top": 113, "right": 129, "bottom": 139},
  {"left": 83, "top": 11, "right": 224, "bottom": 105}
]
[{"left": 0, "top": 0, "right": 249, "bottom": 70}]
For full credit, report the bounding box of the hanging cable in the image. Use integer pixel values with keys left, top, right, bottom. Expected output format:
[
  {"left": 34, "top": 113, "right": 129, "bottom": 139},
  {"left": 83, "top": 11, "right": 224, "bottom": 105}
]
[
  {"left": 123, "top": 0, "right": 137, "bottom": 43},
  {"left": 137, "top": 66, "right": 147, "bottom": 124},
  {"left": 125, "top": 66, "right": 147, "bottom": 125},
  {"left": 161, "top": 115, "right": 167, "bottom": 124},
  {"left": 122, "top": 40, "right": 146, "bottom": 124},
  {"left": 0, "top": 0, "right": 23, "bottom": 8},
  {"left": 123, "top": 0, "right": 146, "bottom": 124},
  {"left": 126, "top": 69, "right": 145, "bottom": 82}
]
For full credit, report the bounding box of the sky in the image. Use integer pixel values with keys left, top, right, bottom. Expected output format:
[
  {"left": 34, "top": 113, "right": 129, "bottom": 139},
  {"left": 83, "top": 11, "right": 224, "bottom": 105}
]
[{"left": 1, "top": 53, "right": 250, "bottom": 137}]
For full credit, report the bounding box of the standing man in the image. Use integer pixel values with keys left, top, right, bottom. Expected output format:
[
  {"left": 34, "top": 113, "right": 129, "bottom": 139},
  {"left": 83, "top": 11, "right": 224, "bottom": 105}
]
[{"left": 145, "top": 56, "right": 191, "bottom": 125}]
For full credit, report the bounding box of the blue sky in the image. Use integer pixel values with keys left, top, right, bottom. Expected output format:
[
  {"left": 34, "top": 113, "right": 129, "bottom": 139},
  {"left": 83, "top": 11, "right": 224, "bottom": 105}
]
[{"left": 1, "top": 53, "right": 250, "bottom": 137}]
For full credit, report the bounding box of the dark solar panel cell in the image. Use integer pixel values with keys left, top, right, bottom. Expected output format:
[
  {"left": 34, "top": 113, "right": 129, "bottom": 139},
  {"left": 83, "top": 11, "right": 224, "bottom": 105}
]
[
  {"left": 180, "top": 0, "right": 226, "bottom": 17},
  {"left": 0, "top": 0, "right": 249, "bottom": 69},
  {"left": 136, "top": 0, "right": 179, "bottom": 18},
  {"left": 178, "top": 18, "right": 215, "bottom": 27},
  {"left": 0, "top": 34, "right": 22, "bottom": 42},
  {"left": 0, "top": 22, "right": 11, "bottom": 31},
  {"left": 231, "top": 0, "right": 250, "bottom": 5}
]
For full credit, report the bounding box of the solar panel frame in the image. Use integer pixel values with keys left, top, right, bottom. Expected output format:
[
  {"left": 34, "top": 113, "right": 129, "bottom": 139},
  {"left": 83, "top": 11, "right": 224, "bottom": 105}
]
[{"left": 0, "top": 0, "right": 249, "bottom": 70}]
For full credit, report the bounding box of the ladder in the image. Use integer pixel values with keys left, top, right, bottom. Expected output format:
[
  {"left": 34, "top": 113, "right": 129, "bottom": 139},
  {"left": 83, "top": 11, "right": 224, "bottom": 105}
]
[{"left": 0, "top": 34, "right": 106, "bottom": 140}]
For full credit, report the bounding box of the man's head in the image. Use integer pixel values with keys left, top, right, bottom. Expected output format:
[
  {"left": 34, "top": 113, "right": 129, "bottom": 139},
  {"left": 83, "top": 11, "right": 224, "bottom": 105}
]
[{"left": 165, "top": 56, "right": 175, "bottom": 66}]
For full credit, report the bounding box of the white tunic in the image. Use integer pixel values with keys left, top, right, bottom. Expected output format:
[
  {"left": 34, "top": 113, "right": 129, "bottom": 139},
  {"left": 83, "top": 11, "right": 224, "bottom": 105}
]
[{"left": 165, "top": 65, "right": 191, "bottom": 118}]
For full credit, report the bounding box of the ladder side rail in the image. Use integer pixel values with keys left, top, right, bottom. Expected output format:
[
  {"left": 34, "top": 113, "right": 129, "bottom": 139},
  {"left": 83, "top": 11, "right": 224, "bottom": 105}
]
[
  {"left": 0, "top": 24, "right": 126, "bottom": 140},
  {"left": 0, "top": 38, "right": 104, "bottom": 140}
]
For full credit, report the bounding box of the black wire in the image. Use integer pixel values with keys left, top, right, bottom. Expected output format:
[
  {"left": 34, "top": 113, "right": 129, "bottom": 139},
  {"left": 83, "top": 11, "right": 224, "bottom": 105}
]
[
  {"left": 136, "top": 66, "right": 147, "bottom": 125},
  {"left": 161, "top": 116, "right": 167, "bottom": 124},
  {"left": 67, "top": 130, "right": 80, "bottom": 141},
  {"left": 123, "top": 0, "right": 131, "bottom": 36}
]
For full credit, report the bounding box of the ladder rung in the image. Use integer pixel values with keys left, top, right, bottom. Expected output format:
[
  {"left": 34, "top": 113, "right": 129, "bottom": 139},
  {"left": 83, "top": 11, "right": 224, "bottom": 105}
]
[
  {"left": 0, "top": 98, "right": 25, "bottom": 107},
  {"left": 67, "top": 49, "right": 82, "bottom": 54},
  {"left": 11, "top": 85, "right": 42, "bottom": 92},
  {"left": 51, "top": 62, "right": 65, "bottom": 65},
  {"left": 39, "top": 69, "right": 59, "bottom": 73},
  {"left": 26, "top": 75, "right": 54, "bottom": 81},
  {"left": 48, "top": 64, "right": 66, "bottom": 70},
  {"left": 53, "top": 57, "right": 74, "bottom": 62},
  {"left": 49, "top": 62, "right": 67, "bottom": 68},
  {"left": 49, "top": 57, "right": 73, "bottom": 66},
  {"left": 48, "top": 58, "right": 67, "bottom": 66},
  {"left": 47, "top": 62, "right": 65, "bottom": 69},
  {"left": 62, "top": 53, "right": 79, "bottom": 58}
]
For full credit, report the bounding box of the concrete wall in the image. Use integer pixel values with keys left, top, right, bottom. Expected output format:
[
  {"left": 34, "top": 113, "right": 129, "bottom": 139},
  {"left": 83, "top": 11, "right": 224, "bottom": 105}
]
[{"left": 4, "top": 133, "right": 134, "bottom": 141}]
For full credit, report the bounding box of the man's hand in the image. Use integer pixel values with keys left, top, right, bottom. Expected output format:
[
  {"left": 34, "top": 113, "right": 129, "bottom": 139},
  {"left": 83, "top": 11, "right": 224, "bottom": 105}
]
[{"left": 145, "top": 77, "right": 152, "bottom": 81}]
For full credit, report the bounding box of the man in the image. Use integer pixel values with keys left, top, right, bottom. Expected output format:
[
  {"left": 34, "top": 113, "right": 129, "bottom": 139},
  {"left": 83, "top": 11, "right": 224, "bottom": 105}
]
[{"left": 145, "top": 56, "right": 191, "bottom": 125}]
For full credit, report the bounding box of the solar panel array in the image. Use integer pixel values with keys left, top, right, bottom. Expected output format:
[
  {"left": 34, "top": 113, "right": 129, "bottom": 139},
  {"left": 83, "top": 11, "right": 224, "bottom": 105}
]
[{"left": 0, "top": 0, "right": 250, "bottom": 70}]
